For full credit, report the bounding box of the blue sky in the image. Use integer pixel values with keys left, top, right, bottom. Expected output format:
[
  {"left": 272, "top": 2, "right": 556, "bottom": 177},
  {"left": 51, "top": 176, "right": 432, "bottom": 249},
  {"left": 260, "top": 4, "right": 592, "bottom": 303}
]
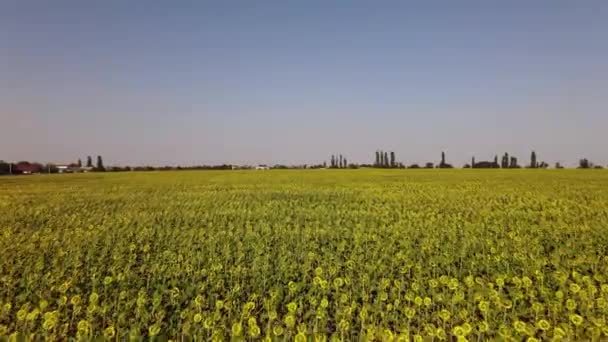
[{"left": 1, "top": 1, "right": 607, "bottom": 166}]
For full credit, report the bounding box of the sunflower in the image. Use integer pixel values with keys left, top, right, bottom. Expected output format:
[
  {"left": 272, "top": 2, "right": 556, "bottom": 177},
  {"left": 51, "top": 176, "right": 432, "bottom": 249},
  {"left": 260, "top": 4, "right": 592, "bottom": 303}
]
[
  {"left": 70, "top": 295, "right": 81, "bottom": 306},
  {"left": 284, "top": 314, "right": 296, "bottom": 328},
  {"left": 439, "top": 309, "right": 451, "bottom": 321},
  {"left": 249, "top": 324, "right": 261, "bottom": 337},
  {"left": 38, "top": 300, "right": 49, "bottom": 312},
  {"left": 405, "top": 307, "right": 416, "bottom": 319},
  {"left": 436, "top": 327, "right": 447, "bottom": 340},
  {"left": 16, "top": 309, "right": 27, "bottom": 321},
  {"left": 452, "top": 326, "right": 465, "bottom": 337},
  {"left": 78, "top": 320, "right": 91, "bottom": 335},
  {"left": 569, "top": 283, "right": 581, "bottom": 294},
  {"left": 536, "top": 319, "right": 550, "bottom": 331},
  {"left": 26, "top": 308, "right": 39, "bottom": 321},
  {"left": 295, "top": 332, "right": 307, "bottom": 342},
  {"left": 89, "top": 292, "right": 99, "bottom": 304},
  {"left": 569, "top": 314, "right": 583, "bottom": 326},
  {"left": 552, "top": 327, "right": 565, "bottom": 338},
  {"left": 423, "top": 297, "right": 432, "bottom": 307},
  {"left": 513, "top": 321, "right": 526, "bottom": 334},
  {"left": 478, "top": 301, "right": 489, "bottom": 313},
  {"left": 273, "top": 325, "right": 284, "bottom": 336},
  {"left": 215, "top": 300, "right": 224, "bottom": 311},
  {"left": 565, "top": 299, "right": 577, "bottom": 311},
  {"left": 104, "top": 326, "right": 116, "bottom": 338},
  {"left": 338, "top": 319, "right": 349, "bottom": 332},
  {"left": 478, "top": 321, "right": 489, "bottom": 333},
  {"left": 42, "top": 311, "right": 59, "bottom": 331},
  {"left": 231, "top": 322, "right": 243, "bottom": 337},
  {"left": 462, "top": 323, "right": 472, "bottom": 336}
]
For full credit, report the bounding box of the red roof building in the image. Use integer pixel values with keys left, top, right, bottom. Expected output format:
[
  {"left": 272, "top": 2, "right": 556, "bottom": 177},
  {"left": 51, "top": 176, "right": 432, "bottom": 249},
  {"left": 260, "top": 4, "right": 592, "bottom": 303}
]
[{"left": 14, "top": 162, "right": 43, "bottom": 174}]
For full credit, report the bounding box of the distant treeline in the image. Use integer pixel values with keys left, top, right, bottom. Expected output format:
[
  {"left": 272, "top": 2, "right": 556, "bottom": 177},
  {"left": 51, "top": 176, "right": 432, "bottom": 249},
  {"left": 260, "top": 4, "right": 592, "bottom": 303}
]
[
  {"left": 0, "top": 151, "right": 605, "bottom": 175},
  {"left": 360, "top": 150, "right": 603, "bottom": 170}
]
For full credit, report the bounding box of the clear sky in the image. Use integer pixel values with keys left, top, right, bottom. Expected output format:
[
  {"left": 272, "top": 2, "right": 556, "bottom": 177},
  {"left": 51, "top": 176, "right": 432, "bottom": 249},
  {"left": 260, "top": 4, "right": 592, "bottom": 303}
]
[{"left": 1, "top": 1, "right": 607, "bottom": 167}]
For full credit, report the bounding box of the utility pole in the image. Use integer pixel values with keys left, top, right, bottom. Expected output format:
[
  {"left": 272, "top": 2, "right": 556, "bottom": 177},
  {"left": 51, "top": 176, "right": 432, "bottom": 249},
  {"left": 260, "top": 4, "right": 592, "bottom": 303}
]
[{"left": 9, "top": 163, "right": 12, "bottom": 175}]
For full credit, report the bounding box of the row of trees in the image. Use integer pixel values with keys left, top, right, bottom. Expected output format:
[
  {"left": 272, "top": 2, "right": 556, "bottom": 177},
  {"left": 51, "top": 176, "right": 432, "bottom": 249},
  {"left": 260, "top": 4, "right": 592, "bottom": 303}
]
[
  {"left": 499, "top": 153, "right": 519, "bottom": 169},
  {"left": 79, "top": 155, "right": 105, "bottom": 170},
  {"left": 329, "top": 154, "right": 348, "bottom": 168},
  {"left": 76, "top": 155, "right": 104, "bottom": 169},
  {"left": 374, "top": 150, "right": 403, "bottom": 168},
  {"left": 368, "top": 150, "right": 602, "bottom": 170},
  {"left": 468, "top": 151, "right": 548, "bottom": 169}
]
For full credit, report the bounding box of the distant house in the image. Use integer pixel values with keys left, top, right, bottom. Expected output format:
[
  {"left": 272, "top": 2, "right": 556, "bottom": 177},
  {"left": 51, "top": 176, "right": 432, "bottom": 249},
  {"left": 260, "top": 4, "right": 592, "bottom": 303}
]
[
  {"left": 255, "top": 165, "right": 270, "bottom": 170},
  {"left": 14, "top": 162, "right": 43, "bottom": 174},
  {"left": 67, "top": 163, "right": 81, "bottom": 172},
  {"left": 56, "top": 164, "right": 93, "bottom": 173},
  {"left": 73, "top": 165, "right": 94, "bottom": 173}
]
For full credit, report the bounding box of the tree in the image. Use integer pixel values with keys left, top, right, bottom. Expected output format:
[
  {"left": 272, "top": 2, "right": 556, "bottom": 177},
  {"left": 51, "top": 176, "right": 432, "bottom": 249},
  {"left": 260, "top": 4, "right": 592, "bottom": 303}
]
[
  {"left": 339, "top": 155, "right": 343, "bottom": 169},
  {"left": 0, "top": 160, "right": 10, "bottom": 174},
  {"left": 375, "top": 151, "right": 380, "bottom": 167},
  {"left": 472, "top": 157, "right": 476, "bottom": 169},
  {"left": 530, "top": 151, "right": 537, "bottom": 168},
  {"left": 86, "top": 156, "right": 93, "bottom": 167},
  {"left": 331, "top": 155, "right": 335, "bottom": 168},
  {"left": 437, "top": 152, "right": 453, "bottom": 168},
  {"left": 96, "top": 155, "right": 105, "bottom": 171},
  {"left": 510, "top": 156, "right": 518, "bottom": 169},
  {"left": 384, "top": 152, "right": 389, "bottom": 168},
  {"left": 45, "top": 163, "right": 59, "bottom": 174},
  {"left": 555, "top": 162, "right": 563, "bottom": 169},
  {"left": 579, "top": 159, "right": 591, "bottom": 169},
  {"left": 390, "top": 152, "right": 396, "bottom": 168},
  {"left": 344, "top": 158, "right": 348, "bottom": 168},
  {"left": 494, "top": 155, "right": 498, "bottom": 167},
  {"left": 425, "top": 162, "right": 434, "bottom": 169},
  {"left": 501, "top": 153, "right": 509, "bottom": 169},
  {"left": 323, "top": 161, "right": 327, "bottom": 168}
]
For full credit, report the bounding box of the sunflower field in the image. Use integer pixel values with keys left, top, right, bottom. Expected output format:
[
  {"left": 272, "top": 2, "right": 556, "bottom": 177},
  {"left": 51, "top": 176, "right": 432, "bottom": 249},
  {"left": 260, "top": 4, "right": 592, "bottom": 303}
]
[{"left": 1, "top": 169, "right": 608, "bottom": 341}]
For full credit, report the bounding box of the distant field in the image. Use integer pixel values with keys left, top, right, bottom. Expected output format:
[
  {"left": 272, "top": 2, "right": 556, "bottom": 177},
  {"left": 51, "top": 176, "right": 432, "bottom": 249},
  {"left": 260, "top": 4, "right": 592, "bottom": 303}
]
[{"left": 1, "top": 170, "right": 608, "bottom": 340}]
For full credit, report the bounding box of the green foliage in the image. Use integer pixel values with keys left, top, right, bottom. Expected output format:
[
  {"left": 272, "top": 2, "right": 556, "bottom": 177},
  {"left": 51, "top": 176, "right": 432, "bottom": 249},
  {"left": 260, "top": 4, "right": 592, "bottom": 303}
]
[{"left": 1, "top": 169, "right": 608, "bottom": 340}]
